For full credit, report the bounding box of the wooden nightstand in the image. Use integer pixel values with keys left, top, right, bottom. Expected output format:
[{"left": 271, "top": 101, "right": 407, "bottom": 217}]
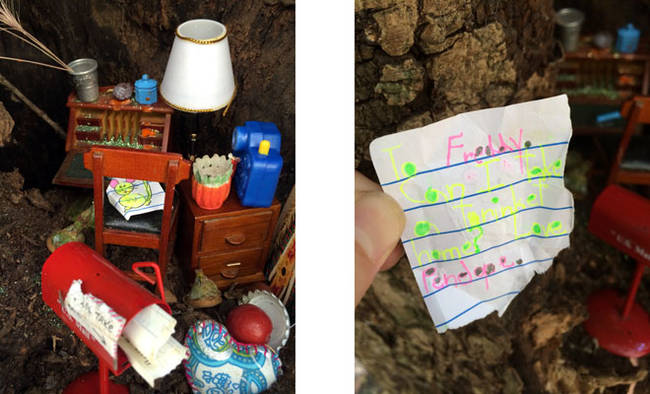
[{"left": 175, "top": 180, "right": 281, "bottom": 289}]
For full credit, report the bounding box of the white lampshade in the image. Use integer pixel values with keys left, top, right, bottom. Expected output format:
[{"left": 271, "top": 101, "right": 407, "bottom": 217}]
[{"left": 160, "top": 19, "right": 236, "bottom": 113}]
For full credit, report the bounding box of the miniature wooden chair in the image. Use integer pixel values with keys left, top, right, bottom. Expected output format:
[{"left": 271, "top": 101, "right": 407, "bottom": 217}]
[
  {"left": 83, "top": 147, "right": 191, "bottom": 283},
  {"left": 607, "top": 95, "right": 650, "bottom": 185}
]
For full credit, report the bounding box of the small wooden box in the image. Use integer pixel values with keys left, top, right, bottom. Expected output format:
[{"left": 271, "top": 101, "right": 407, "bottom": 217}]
[{"left": 175, "top": 180, "right": 281, "bottom": 289}]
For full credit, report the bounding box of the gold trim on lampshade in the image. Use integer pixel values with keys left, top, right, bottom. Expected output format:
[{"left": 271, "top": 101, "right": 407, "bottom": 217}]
[
  {"left": 175, "top": 25, "right": 228, "bottom": 45},
  {"left": 160, "top": 85, "right": 237, "bottom": 115}
]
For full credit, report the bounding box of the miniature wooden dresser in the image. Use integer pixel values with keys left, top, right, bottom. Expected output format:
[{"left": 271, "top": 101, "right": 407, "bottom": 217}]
[{"left": 175, "top": 180, "right": 281, "bottom": 289}]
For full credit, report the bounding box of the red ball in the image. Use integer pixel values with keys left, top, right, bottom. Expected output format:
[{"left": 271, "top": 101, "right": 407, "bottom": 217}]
[{"left": 226, "top": 304, "right": 272, "bottom": 345}]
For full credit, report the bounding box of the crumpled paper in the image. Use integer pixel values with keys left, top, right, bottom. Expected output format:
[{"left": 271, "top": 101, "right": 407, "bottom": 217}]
[
  {"left": 370, "top": 95, "right": 574, "bottom": 332},
  {"left": 63, "top": 280, "right": 126, "bottom": 362}
]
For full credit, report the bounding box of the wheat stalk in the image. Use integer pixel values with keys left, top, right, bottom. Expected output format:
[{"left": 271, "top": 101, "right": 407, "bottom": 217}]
[{"left": 0, "top": 1, "right": 72, "bottom": 72}]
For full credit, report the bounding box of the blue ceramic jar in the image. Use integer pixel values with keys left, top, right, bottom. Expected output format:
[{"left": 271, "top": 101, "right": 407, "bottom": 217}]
[
  {"left": 616, "top": 24, "right": 640, "bottom": 54},
  {"left": 134, "top": 74, "right": 158, "bottom": 105}
]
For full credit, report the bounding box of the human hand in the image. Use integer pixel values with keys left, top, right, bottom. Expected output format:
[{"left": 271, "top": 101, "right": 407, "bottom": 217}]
[{"left": 355, "top": 171, "right": 405, "bottom": 306}]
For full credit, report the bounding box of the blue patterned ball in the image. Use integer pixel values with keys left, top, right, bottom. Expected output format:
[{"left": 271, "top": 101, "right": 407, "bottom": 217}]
[{"left": 184, "top": 320, "right": 282, "bottom": 394}]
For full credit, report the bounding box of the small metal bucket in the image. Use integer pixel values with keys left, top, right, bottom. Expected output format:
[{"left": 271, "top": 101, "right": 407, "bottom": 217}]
[
  {"left": 555, "top": 8, "right": 584, "bottom": 52},
  {"left": 68, "top": 58, "right": 99, "bottom": 102}
]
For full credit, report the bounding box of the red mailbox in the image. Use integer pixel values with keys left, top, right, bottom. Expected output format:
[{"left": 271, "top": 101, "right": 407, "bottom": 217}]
[
  {"left": 42, "top": 242, "right": 170, "bottom": 393},
  {"left": 589, "top": 184, "right": 650, "bottom": 265},
  {"left": 585, "top": 184, "right": 650, "bottom": 358}
]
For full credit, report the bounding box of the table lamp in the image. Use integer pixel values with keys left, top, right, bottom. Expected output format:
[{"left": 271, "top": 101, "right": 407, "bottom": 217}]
[{"left": 160, "top": 19, "right": 236, "bottom": 159}]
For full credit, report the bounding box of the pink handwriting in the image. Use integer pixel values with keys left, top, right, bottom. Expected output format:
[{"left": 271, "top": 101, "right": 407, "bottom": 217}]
[
  {"left": 422, "top": 256, "right": 518, "bottom": 293},
  {"left": 449, "top": 129, "right": 524, "bottom": 174},
  {"left": 447, "top": 132, "right": 464, "bottom": 166}
]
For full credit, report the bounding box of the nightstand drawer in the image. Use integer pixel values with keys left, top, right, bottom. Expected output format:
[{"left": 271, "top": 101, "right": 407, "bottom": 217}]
[
  {"left": 200, "top": 211, "right": 272, "bottom": 253},
  {"left": 199, "top": 248, "right": 264, "bottom": 279}
]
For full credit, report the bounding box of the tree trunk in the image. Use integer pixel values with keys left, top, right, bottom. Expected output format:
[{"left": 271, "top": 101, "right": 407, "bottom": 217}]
[{"left": 355, "top": 0, "right": 557, "bottom": 177}]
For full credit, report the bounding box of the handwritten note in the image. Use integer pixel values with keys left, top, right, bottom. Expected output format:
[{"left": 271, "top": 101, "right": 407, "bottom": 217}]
[
  {"left": 63, "top": 280, "right": 126, "bottom": 361},
  {"left": 369, "top": 95, "right": 574, "bottom": 333}
]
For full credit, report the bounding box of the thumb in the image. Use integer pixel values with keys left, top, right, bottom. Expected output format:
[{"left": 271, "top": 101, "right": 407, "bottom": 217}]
[{"left": 355, "top": 184, "right": 405, "bottom": 306}]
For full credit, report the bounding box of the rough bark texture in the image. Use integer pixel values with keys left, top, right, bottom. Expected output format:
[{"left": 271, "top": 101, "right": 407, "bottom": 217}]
[
  {"left": 355, "top": 1, "right": 650, "bottom": 393},
  {"left": 355, "top": 0, "right": 558, "bottom": 175},
  {"left": 0, "top": 101, "right": 14, "bottom": 146},
  {"left": 0, "top": 0, "right": 294, "bottom": 201}
]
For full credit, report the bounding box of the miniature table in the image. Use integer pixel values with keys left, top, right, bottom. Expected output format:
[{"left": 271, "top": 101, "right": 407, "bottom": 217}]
[
  {"left": 53, "top": 86, "right": 174, "bottom": 188},
  {"left": 175, "top": 180, "right": 280, "bottom": 289}
]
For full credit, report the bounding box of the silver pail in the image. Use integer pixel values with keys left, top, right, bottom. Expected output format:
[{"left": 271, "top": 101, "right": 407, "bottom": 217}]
[
  {"left": 68, "top": 58, "right": 98, "bottom": 102},
  {"left": 555, "top": 8, "right": 585, "bottom": 52}
]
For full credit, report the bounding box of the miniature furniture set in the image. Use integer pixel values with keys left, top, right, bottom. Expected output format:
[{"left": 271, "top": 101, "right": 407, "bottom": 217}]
[
  {"left": 557, "top": 37, "right": 650, "bottom": 135},
  {"left": 55, "top": 94, "right": 284, "bottom": 292},
  {"left": 55, "top": 82, "right": 282, "bottom": 295},
  {"left": 45, "top": 17, "right": 288, "bottom": 393}
]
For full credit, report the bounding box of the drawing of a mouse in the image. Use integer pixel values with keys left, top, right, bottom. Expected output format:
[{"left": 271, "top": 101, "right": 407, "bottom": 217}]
[{"left": 109, "top": 178, "right": 152, "bottom": 212}]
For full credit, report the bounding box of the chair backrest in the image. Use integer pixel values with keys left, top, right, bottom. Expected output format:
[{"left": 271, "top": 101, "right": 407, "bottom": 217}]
[
  {"left": 608, "top": 96, "right": 650, "bottom": 185},
  {"left": 83, "top": 147, "right": 191, "bottom": 186},
  {"left": 621, "top": 96, "right": 650, "bottom": 124},
  {"left": 83, "top": 147, "right": 191, "bottom": 240}
]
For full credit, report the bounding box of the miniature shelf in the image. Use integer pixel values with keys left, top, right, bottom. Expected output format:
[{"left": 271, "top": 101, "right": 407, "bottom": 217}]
[
  {"left": 557, "top": 37, "right": 650, "bottom": 135},
  {"left": 53, "top": 86, "right": 173, "bottom": 188}
]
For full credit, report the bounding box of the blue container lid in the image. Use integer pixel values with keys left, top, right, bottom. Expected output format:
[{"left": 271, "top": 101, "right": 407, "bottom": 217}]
[
  {"left": 618, "top": 24, "right": 640, "bottom": 37},
  {"left": 135, "top": 74, "right": 157, "bottom": 89}
]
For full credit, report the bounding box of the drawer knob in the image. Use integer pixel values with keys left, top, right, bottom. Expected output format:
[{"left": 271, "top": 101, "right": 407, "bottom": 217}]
[
  {"left": 225, "top": 232, "right": 246, "bottom": 245},
  {"left": 221, "top": 263, "right": 242, "bottom": 279}
]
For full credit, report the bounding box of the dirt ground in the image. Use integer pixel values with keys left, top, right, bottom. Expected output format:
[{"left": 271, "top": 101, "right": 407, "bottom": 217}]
[
  {"left": 0, "top": 170, "right": 294, "bottom": 393},
  {"left": 355, "top": 138, "right": 650, "bottom": 394}
]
